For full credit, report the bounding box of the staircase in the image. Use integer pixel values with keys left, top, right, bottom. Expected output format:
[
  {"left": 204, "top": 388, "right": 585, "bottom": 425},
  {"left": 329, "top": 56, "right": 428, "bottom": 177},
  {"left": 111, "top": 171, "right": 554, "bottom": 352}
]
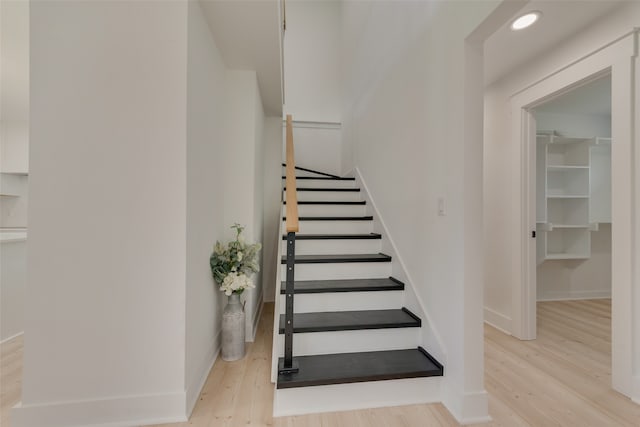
[{"left": 272, "top": 164, "right": 444, "bottom": 416}]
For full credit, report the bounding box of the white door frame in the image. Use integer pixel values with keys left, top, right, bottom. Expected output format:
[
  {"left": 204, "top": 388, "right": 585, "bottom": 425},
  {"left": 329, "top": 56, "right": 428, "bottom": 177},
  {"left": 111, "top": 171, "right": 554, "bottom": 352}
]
[{"left": 509, "top": 31, "right": 638, "bottom": 399}]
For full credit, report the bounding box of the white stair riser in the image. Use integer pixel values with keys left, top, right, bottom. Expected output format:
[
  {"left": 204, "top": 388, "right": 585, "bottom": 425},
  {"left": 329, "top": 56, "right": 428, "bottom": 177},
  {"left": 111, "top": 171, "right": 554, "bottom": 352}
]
[
  {"left": 281, "top": 238, "right": 381, "bottom": 255},
  {"left": 282, "top": 220, "right": 372, "bottom": 234},
  {"left": 282, "top": 178, "right": 356, "bottom": 189},
  {"left": 281, "top": 262, "right": 392, "bottom": 281},
  {"left": 273, "top": 377, "right": 442, "bottom": 417},
  {"left": 278, "top": 290, "right": 403, "bottom": 313},
  {"left": 284, "top": 190, "right": 363, "bottom": 202},
  {"left": 282, "top": 204, "right": 366, "bottom": 217},
  {"left": 275, "top": 327, "right": 419, "bottom": 357}
]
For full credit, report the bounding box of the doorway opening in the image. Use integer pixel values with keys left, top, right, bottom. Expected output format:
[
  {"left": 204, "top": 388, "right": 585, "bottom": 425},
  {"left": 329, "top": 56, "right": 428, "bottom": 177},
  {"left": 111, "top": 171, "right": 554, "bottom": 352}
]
[
  {"left": 533, "top": 74, "right": 612, "bottom": 304},
  {"left": 529, "top": 75, "right": 614, "bottom": 398}
]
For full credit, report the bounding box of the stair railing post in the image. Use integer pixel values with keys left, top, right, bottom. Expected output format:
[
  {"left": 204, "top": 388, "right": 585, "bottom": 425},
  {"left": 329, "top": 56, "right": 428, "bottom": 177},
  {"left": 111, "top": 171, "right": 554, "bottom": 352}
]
[{"left": 279, "top": 231, "right": 299, "bottom": 374}]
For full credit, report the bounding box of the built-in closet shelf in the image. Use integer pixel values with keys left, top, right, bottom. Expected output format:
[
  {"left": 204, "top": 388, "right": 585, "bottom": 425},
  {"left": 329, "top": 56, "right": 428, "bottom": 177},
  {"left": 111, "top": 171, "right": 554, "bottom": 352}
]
[
  {"left": 545, "top": 253, "right": 590, "bottom": 260},
  {"left": 547, "top": 166, "right": 589, "bottom": 171},
  {"left": 536, "top": 131, "right": 611, "bottom": 262},
  {"left": 537, "top": 134, "right": 600, "bottom": 145},
  {"left": 547, "top": 195, "right": 589, "bottom": 199},
  {"left": 538, "top": 223, "right": 591, "bottom": 231}
]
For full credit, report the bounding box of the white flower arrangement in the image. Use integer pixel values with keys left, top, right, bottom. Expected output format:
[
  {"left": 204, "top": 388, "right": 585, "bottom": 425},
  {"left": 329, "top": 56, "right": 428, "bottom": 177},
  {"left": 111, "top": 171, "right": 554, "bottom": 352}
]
[
  {"left": 210, "top": 224, "right": 261, "bottom": 296},
  {"left": 220, "top": 272, "right": 254, "bottom": 296}
]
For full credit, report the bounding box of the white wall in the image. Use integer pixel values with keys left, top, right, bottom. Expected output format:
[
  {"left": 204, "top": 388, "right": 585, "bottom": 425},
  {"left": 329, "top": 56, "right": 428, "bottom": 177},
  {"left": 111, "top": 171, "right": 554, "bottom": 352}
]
[
  {"left": 251, "top": 76, "right": 266, "bottom": 336},
  {"left": 283, "top": 0, "right": 341, "bottom": 123},
  {"left": 0, "top": 122, "right": 29, "bottom": 173},
  {"left": 1, "top": 0, "right": 29, "bottom": 227},
  {"left": 341, "top": 0, "right": 501, "bottom": 422},
  {"left": 185, "top": 0, "right": 227, "bottom": 414},
  {"left": 535, "top": 112, "right": 611, "bottom": 137},
  {"left": 14, "top": 1, "right": 281, "bottom": 425},
  {"left": 1, "top": 174, "right": 28, "bottom": 228},
  {"left": 0, "top": 0, "right": 29, "bottom": 173},
  {"left": 262, "top": 118, "right": 284, "bottom": 302},
  {"left": 285, "top": 123, "right": 342, "bottom": 176},
  {"left": 483, "top": 1, "right": 640, "bottom": 329},
  {"left": 15, "top": 2, "right": 189, "bottom": 425},
  {"left": 223, "top": 70, "right": 266, "bottom": 341},
  {"left": 283, "top": 1, "right": 343, "bottom": 177}
]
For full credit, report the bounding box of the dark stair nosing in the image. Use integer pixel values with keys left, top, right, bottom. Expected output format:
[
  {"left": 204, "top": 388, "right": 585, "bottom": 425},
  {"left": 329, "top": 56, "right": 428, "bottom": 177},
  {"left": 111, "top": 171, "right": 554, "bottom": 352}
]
[
  {"left": 283, "top": 201, "right": 366, "bottom": 205},
  {"left": 277, "top": 347, "right": 443, "bottom": 389},
  {"left": 282, "top": 163, "right": 340, "bottom": 179},
  {"left": 284, "top": 187, "right": 361, "bottom": 192},
  {"left": 280, "top": 253, "right": 391, "bottom": 264},
  {"left": 281, "top": 233, "right": 381, "bottom": 240},
  {"left": 279, "top": 277, "right": 404, "bottom": 294},
  {"left": 278, "top": 308, "right": 421, "bottom": 334},
  {"left": 282, "top": 176, "right": 356, "bottom": 181},
  {"left": 282, "top": 216, "right": 373, "bottom": 221}
]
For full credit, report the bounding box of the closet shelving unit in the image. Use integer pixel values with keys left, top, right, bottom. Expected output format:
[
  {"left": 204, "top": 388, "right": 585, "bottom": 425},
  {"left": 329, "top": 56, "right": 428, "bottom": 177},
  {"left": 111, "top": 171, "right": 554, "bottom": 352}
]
[{"left": 536, "top": 131, "right": 611, "bottom": 262}]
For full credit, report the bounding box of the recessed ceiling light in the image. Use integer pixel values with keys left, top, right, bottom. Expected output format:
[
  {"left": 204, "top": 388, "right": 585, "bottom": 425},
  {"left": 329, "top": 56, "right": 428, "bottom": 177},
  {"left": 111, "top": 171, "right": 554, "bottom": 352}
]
[{"left": 510, "top": 11, "right": 542, "bottom": 31}]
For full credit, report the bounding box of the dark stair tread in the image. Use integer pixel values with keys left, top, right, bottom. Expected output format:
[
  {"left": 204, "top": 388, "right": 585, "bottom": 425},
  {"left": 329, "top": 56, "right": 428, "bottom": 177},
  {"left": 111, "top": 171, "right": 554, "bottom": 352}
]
[
  {"left": 277, "top": 347, "right": 443, "bottom": 389},
  {"left": 278, "top": 308, "right": 420, "bottom": 333},
  {"left": 282, "top": 176, "right": 356, "bottom": 181},
  {"left": 283, "top": 201, "right": 366, "bottom": 205},
  {"left": 283, "top": 187, "right": 361, "bottom": 192},
  {"left": 280, "top": 277, "right": 404, "bottom": 294},
  {"left": 281, "top": 233, "right": 381, "bottom": 240},
  {"left": 280, "top": 253, "right": 391, "bottom": 264},
  {"left": 282, "top": 216, "right": 373, "bottom": 221}
]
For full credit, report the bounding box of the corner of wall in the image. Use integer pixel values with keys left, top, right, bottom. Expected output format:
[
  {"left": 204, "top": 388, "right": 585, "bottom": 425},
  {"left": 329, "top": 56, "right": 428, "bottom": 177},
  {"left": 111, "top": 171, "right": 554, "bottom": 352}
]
[
  {"left": 248, "top": 289, "right": 264, "bottom": 343},
  {"left": 632, "top": 375, "right": 640, "bottom": 405},
  {"left": 186, "top": 329, "right": 221, "bottom": 416},
  {"left": 442, "top": 385, "right": 491, "bottom": 426},
  {"left": 483, "top": 307, "right": 512, "bottom": 335}
]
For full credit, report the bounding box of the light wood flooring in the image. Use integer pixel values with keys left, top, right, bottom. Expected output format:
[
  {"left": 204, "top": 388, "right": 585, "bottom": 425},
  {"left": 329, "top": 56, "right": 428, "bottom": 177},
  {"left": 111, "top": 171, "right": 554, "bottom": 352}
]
[
  {"left": 2, "top": 299, "right": 639, "bottom": 426},
  {"left": 0, "top": 333, "right": 22, "bottom": 427}
]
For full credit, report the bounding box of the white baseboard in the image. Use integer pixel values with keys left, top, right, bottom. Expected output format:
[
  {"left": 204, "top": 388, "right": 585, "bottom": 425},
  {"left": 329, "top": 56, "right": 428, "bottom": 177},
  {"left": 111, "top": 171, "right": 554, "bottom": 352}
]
[
  {"left": 632, "top": 375, "right": 640, "bottom": 405},
  {"left": 443, "top": 388, "right": 491, "bottom": 425},
  {"left": 249, "top": 295, "right": 264, "bottom": 343},
  {"left": 12, "top": 392, "right": 187, "bottom": 427},
  {"left": 273, "top": 377, "right": 441, "bottom": 417},
  {"left": 186, "top": 330, "right": 221, "bottom": 416},
  {"left": 537, "top": 290, "right": 611, "bottom": 301},
  {"left": 1, "top": 331, "right": 24, "bottom": 345},
  {"left": 483, "top": 308, "right": 512, "bottom": 334}
]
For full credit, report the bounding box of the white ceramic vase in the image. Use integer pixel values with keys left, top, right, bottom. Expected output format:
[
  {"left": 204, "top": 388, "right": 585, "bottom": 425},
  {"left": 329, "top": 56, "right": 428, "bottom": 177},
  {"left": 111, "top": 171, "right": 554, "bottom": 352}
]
[{"left": 221, "top": 293, "right": 245, "bottom": 361}]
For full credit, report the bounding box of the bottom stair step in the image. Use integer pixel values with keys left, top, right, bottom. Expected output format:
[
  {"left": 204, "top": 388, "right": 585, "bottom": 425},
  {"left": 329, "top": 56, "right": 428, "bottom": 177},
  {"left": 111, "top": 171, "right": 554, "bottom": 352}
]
[{"left": 277, "top": 347, "right": 443, "bottom": 389}]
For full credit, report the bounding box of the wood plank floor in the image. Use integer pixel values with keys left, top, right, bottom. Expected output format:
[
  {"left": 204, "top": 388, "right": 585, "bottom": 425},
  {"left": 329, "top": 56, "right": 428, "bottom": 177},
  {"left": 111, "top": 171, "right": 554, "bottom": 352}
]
[
  {"left": 0, "top": 334, "right": 23, "bottom": 427},
  {"left": 2, "top": 299, "right": 639, "bottom": 426}
]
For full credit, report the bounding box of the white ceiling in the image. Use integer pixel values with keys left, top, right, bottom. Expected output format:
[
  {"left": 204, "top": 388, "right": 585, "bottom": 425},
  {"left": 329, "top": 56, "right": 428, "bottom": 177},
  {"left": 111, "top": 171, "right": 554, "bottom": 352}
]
[
  {"left": 535, "top": 73, "right": 611, "bottom": 115},
  {"left": 200, "top": 0, "right": 283, "bottom": 116},
  {"left": 484, "top": 0, "right": 625, "bottom": 86}
]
